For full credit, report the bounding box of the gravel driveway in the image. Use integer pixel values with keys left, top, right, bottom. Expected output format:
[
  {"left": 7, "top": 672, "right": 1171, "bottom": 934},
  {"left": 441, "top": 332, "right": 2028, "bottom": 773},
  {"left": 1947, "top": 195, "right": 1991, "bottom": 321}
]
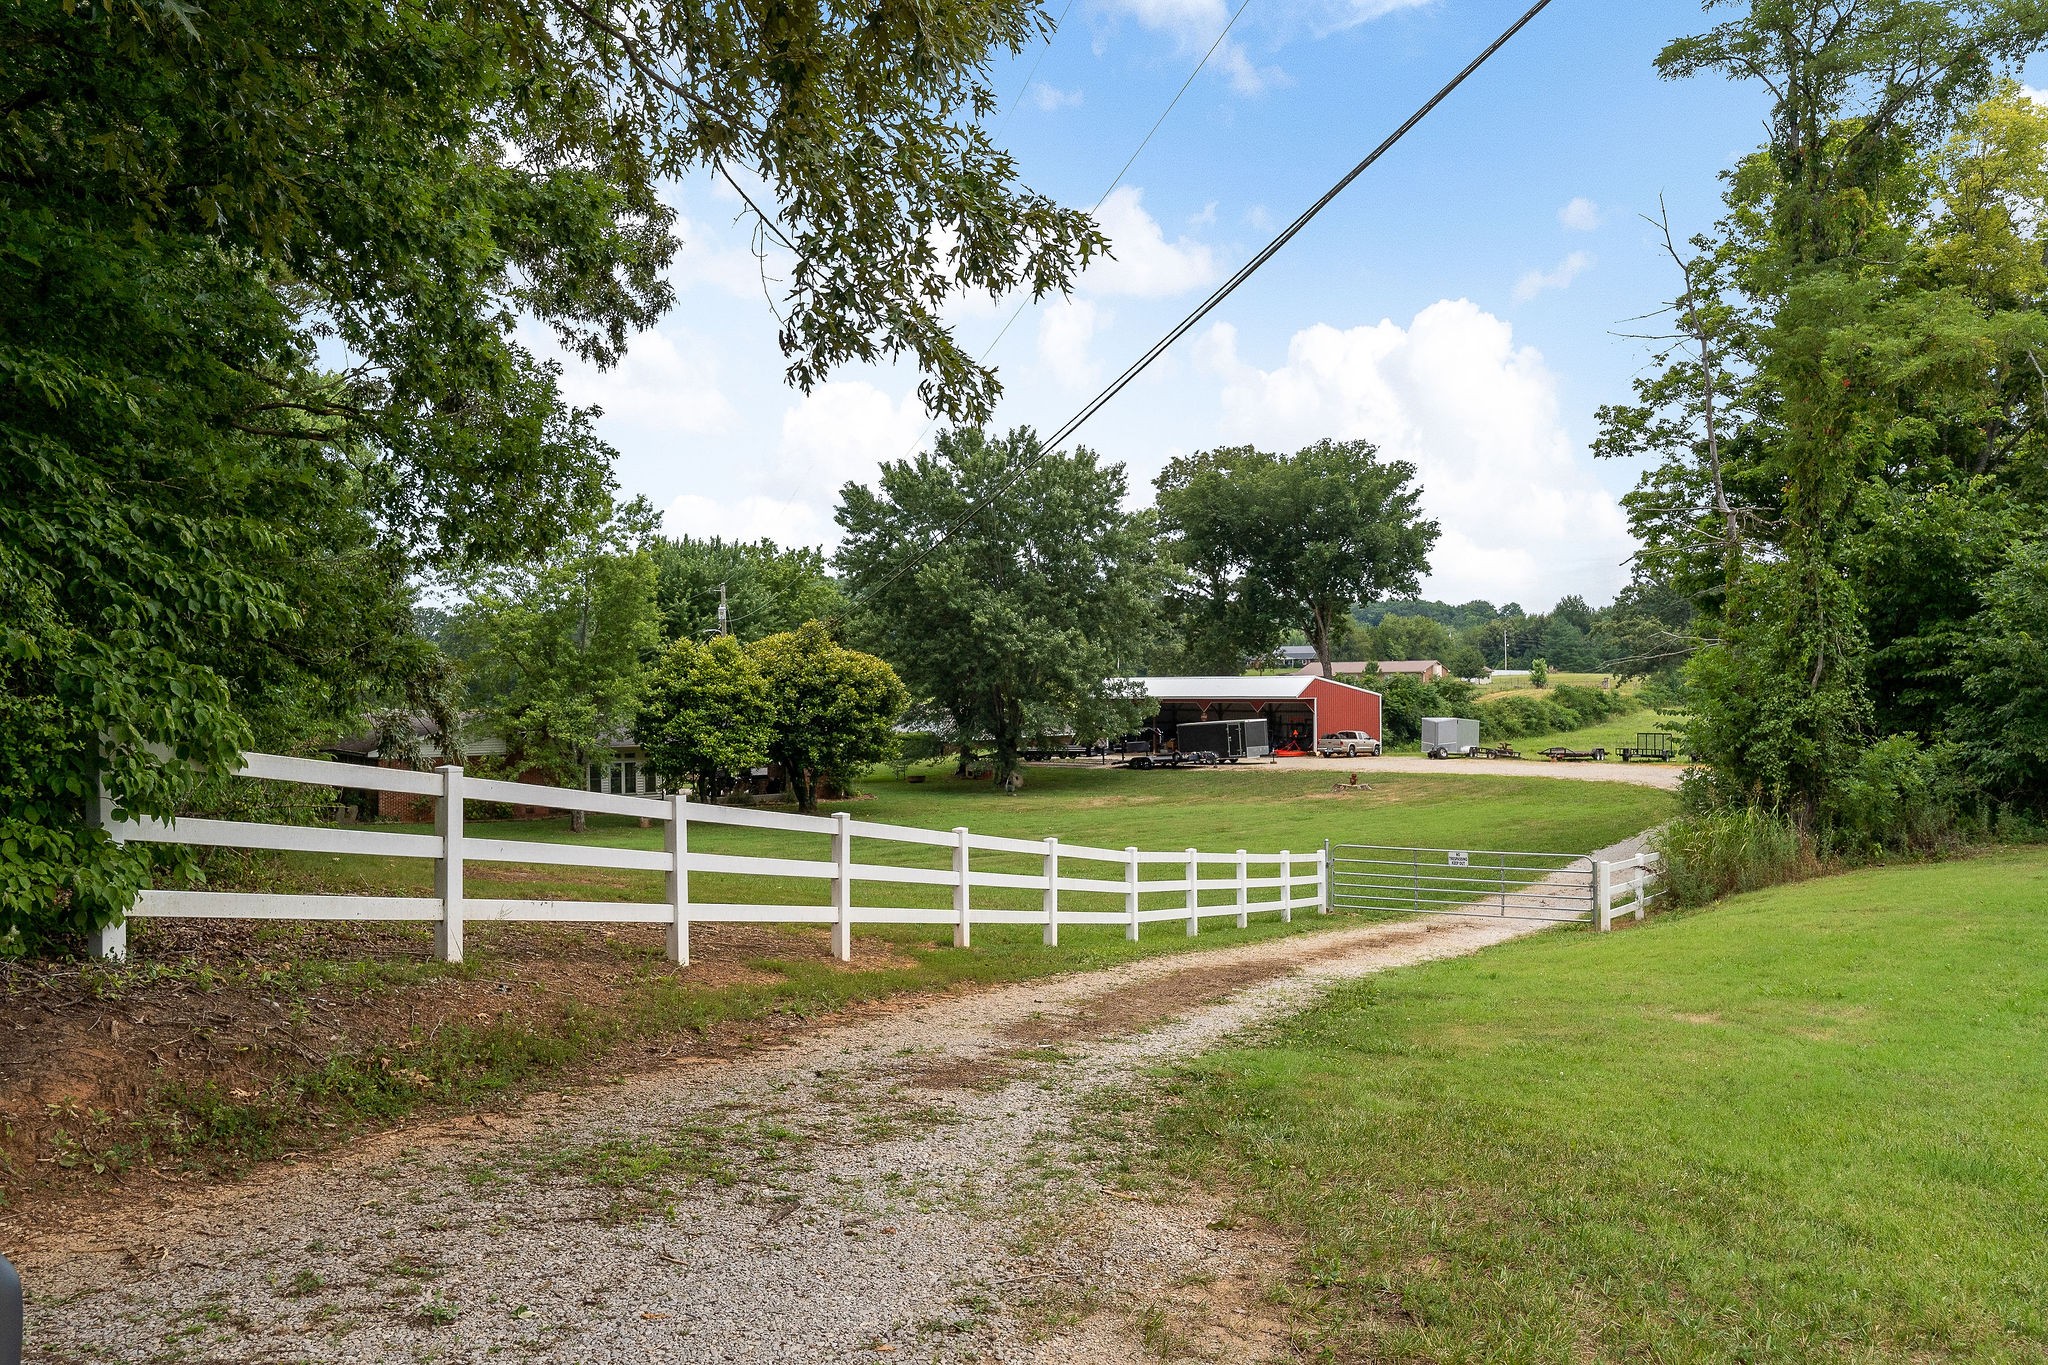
[{"left": 21, "top": 843, "right": 1641, "bottom": 1364}]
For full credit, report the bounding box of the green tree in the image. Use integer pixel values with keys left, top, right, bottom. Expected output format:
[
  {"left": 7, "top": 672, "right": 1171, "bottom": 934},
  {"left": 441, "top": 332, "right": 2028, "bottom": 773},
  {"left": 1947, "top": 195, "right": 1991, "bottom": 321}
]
[
  {"left": 835, "top": 428, "right": 1161, "bottom": 791},
  {"left": 1604, "top": 2, "right": 2048, "bottom": 827},
  {"left": 636, "top": 635, "right": 774, "bottom": 804},
  {"left": 1156, "top": 441, "right": 1439, "bottom": 679},
  {"left": 1958, "top": 541, "right": 2048, "bottom": 811},
  {"left": 651, "top": 537, "right": 845, "bottom": 644},
  {"left": 5, "top": 0, "right": 1100, "bottom": 948},
  {"left": 749, "top": 623, "right": 908, "bottom": 813},
  {"left": 1529, "top": 658, "right": 1550, "bottom": 689},
  {"left": 449, "top": 500, "right": 661, "bottom": 830}
]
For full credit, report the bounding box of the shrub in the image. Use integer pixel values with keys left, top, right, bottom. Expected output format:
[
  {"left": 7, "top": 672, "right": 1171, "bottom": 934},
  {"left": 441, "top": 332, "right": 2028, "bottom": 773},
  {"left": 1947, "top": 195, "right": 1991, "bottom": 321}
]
[
  {"left": 1655, "top": 805, "right": 1816, "bottom": 908},
  {"left": 1823, "top": 735, "right": 1970, "bottom": 857}
]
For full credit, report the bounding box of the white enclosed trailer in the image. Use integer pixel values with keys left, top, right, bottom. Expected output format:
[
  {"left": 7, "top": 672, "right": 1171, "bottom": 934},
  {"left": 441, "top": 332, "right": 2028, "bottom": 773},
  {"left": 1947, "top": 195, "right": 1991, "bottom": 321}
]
[{"left": 1420, "top": 717, "right": 1481, "bottom": 759}]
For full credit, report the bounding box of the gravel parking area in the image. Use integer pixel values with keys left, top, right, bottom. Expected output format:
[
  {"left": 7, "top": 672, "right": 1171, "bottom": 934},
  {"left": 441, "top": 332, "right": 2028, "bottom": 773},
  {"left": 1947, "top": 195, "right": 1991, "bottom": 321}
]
[{"left": 19, "top": 846, "right": 1638, "bottom": 1364}]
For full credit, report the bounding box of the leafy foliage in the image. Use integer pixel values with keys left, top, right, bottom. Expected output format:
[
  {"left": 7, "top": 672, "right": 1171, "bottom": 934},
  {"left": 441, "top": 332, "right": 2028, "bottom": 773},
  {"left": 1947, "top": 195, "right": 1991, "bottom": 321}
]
[
  {"left": 836, "top": 428, "right": 1161, "bottom": 790},
  {"left": 447, "top": 500, "right": 662, "bottom": 802},
  {"left": 749, "top": 623, "right": 908, "bottom": 812},
  {"left": 1155, "top": 440, "right": 1439, "bottom": 678},
  {"left": 635, "top": 636, "right": 774, "bottom": 803},
  {"left": 651, "top": 537, "right": 844, "bottom": 644},
  {"left": 6, "top": 0, "right": 1097, "bottom": 948},
  {"left": 1604, "top": 3, "right": 2048, "bottom": 833}
]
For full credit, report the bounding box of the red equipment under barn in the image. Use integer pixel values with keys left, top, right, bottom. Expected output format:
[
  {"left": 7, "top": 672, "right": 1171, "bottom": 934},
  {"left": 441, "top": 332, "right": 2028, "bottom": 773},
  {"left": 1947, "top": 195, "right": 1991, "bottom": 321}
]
[{"left": 1117, "top": 675, "right": 1382, "bottom": 754}]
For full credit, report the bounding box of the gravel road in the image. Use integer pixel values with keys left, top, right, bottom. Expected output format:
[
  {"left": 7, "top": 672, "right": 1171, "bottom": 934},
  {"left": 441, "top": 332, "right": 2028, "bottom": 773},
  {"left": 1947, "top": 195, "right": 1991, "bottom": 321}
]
[{"left": 21, "top": 840, "right": 1643, "bottom": 1364}]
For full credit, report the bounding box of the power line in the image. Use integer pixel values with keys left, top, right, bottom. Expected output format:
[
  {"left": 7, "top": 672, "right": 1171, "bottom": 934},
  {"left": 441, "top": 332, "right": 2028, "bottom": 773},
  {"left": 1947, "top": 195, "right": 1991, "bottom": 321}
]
[
  {"left": 856, "top": 0, "right": 1560, "bottom": 604},
  {"left": 891, "top": 0, "right": 1260, "bottom": 467}
]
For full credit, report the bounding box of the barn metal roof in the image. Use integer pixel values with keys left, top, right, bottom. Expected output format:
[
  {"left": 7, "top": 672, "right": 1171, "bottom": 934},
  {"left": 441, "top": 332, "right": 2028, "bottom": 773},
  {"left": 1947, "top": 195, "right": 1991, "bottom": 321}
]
[{"left": 1117, "top": 675, "right": 1376, "bottom": 701}]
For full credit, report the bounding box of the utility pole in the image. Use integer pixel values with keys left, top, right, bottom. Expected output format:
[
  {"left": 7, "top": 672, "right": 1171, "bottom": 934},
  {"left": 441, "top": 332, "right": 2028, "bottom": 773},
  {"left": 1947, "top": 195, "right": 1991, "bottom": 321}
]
[{"left": 717, "top": 583, "right": 729, "bottom": 636}]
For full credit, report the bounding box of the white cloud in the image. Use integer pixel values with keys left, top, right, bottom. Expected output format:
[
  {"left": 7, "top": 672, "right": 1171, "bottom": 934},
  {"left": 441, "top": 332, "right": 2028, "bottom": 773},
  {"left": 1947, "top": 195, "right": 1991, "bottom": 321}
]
[
  {"left": 1512, "top": 250, "right": 1594, "bottom": 303},
  {"left": 1188, "top": 201, "right": 1218, "bottom": 229},
  {"left": 1037, "top": 298, "right": 1108, "bottom": 390},
  {"left": 1559, "top": 197, "right": 1602, "bottom": 232},
  {"left": 776, "top": 381, "right": 930, "bottom": 493},
  {"left": 1100, "top": 0, "right": 1423, "bottom": 89},
  {"left": 1029, "top": 81, "right": 1084, "bottom": 112},
  {"left": 664, "top": 493, "right": 834, "bottom": 548},
  {"left": 1197, "top": 300, "right": 1635, "bottom": 604},
  {"left": 1085, "top": 187, "right": 1218, "bottom": 298},
  {"left": 545, "top": 326, "right": 736, "bottom": 436}
]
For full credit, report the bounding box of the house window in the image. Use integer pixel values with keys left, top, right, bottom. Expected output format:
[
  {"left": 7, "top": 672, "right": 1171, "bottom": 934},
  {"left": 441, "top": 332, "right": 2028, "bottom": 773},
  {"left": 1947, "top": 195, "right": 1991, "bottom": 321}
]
[{"left": 588, "top": 760, "right": 642, "bottom": 794}]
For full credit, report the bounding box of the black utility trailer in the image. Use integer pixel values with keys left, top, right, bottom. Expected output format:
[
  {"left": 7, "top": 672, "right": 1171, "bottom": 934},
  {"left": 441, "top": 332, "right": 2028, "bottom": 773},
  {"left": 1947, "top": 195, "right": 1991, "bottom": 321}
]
[
  {"left": 1174, "top": 718, "right": 1270, "bottom": 764},
  {"left": 1619, "top": 731, "right": 1678, "bottom": 762}
]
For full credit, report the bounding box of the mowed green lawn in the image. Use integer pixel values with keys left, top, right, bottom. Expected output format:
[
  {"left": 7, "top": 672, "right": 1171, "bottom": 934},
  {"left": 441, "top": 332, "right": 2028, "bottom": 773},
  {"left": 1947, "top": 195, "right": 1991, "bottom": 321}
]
[
  {"left": 260, "top": 765, "right": 1671, "bottom": 919},
  {"left": 1148, "top": 850, "right": 2048, "bottom": 1361}
]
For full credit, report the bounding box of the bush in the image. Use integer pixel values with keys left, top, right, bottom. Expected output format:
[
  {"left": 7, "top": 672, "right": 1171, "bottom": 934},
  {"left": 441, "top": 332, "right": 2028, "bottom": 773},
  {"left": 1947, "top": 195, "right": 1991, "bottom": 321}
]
[
  {"left": 1823, "top": 735, "right": 1970, "bottom": 857},
  {"left": 1655, "top": 805, "right": 1816, "bottom": 908},
  {"left": 1473, "top": 682, "right": 1637, "bottom": 741}
]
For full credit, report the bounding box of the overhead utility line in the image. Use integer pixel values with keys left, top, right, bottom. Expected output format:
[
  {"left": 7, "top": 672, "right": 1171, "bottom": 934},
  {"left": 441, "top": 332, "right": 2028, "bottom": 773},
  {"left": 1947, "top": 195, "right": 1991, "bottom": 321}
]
[
  {"left": 892, "top": 0, "right": 1260, "bottom": 465},
  {"left": 858, "top": 0, "right": 1558, "bottom": 601}
]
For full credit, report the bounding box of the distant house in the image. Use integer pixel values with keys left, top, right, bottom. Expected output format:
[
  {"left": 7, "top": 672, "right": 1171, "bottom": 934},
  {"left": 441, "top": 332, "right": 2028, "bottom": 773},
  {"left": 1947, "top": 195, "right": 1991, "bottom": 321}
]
[
  {"left": 1293, "top": 659, "right": 1448, "bottom": 683},
  {"left": 324, "top": 720, "right": 655, "bottom": 821},
  {"left": 1266, "top": 644, "right": 1319, "bottom": 669}
]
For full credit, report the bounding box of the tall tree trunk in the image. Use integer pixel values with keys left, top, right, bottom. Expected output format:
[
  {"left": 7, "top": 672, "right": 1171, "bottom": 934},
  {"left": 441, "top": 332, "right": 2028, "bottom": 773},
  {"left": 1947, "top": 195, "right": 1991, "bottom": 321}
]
[
  {"left": 1312, "top": 605, "right": 1334, "bottom": 678},
  {"left": 569, "top": 743, "right": 587, "bottom": 833}
]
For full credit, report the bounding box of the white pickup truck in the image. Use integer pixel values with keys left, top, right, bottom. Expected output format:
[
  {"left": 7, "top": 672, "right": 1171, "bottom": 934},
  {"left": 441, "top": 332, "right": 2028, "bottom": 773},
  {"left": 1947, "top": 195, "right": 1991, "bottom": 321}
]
[{"left": 1316, "top": 730, "right": 1381, "bottom": 758}]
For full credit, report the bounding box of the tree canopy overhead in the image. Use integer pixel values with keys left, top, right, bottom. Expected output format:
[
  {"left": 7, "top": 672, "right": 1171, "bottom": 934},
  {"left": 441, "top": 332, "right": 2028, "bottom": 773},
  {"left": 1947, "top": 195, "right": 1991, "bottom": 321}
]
[{"left": 3, "top": 0, "right": 1101, "bottom": 950}]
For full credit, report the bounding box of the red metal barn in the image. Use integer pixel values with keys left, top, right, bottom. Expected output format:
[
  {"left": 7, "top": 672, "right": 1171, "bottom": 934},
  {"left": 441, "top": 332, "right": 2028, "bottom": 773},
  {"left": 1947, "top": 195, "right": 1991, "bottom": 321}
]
[{"left": 1119, "top": 676, "right": 1382, "bottom": 751}]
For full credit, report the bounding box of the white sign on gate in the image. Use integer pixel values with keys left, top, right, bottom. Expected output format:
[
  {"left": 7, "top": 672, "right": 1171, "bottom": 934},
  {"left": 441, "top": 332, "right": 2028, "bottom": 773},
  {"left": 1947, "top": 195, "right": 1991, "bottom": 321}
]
[{"left": 1447, "top": 851, "right": 1470, "bottom": 868}]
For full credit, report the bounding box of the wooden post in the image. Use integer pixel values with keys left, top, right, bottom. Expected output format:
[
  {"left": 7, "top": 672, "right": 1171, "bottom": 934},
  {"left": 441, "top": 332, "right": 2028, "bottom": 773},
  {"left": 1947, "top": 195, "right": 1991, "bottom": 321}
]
[
  {"left": 435, "top": 764, "right": 465, "bottom": 963},
  {"left": 832, "top": 812, "right": 853, "bottom": 962},
  {"left": 1185, "top": 848, "right": 1200, "bottom": 937},
  {"left": 86, "top": 776, "right": 128, "bottom": 963},
  {"left": 1235, "top": 849, "right": 1249, "bottom": 929},
  {"left": 665, "top": 792, "right": 690, "bottom": 966},
  {"left": 1280, "top": 850, "right": 1292, "bottom": 924},
  {"left": 1125, "top": 846, "right": 1141, "bottom": 942},
  {"left": 953, "top": 826, "right": 972, "bottom": 949},
  {"left": 1594, "top": 858, "right": 1612, "bottom": 933},
  {"left": 1042, "top": 837, "right": 1059, "bottom": 947}
]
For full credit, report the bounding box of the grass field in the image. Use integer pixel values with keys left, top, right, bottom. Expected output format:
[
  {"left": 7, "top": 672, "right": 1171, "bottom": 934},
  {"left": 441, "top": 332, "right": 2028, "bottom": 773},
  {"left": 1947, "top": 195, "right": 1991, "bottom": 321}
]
[
  {"left": 1140, "top": 849, "right": 2048, "bottom": 1361},
  {"left": 246, "top": 765, "right": 1675, "bottom": 915},
  {"left": 1471, "top": 670, "right": 1622, "bottom": 693}
]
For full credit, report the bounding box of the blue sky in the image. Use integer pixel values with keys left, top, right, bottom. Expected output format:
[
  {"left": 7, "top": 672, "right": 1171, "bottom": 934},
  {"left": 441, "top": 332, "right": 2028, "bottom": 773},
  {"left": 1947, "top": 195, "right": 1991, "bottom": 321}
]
[{"left": 534, "top": 0, "right": 1780, "bottom": 612}]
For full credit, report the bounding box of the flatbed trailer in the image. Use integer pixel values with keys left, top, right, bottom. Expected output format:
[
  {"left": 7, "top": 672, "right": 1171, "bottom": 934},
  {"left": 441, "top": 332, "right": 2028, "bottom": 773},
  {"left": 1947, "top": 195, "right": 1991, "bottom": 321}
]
[
  {"left": 1541, "top": 745, "right": 1608, "bottom": 763},
  {"left": 1619, "top": 731, "right": 1679, "bottom": 762}
]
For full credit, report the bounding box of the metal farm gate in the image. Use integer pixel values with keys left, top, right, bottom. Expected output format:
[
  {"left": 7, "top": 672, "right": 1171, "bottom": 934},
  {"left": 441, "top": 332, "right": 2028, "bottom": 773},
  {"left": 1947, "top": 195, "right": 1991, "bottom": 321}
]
[{"left": 1326, "top": 843, "right": 1596, "bottom": 924}]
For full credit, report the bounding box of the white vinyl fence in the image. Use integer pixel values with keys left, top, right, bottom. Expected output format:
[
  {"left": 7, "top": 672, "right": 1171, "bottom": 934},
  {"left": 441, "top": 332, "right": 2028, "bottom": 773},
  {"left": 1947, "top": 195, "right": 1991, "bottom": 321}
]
[
  {"left": 1594, "top": 850, "right": 1663, "bottom": 932},
  {"left": 87, "top": 753, "right": 1327, "bottom": 964}
]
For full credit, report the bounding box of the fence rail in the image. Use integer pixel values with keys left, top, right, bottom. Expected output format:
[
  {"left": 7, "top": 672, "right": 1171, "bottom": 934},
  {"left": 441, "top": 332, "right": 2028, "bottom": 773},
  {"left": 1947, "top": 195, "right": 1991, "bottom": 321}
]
[
  {"left": 88, "top": 755, "right": 1327, "bottom": 964},
  {"left": 1595, "top": 850, "right": 1663, "bottom": 931}
]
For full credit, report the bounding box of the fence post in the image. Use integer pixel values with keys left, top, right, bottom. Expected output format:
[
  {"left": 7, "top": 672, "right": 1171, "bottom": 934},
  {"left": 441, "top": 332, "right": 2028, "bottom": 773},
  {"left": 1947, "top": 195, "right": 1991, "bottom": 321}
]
[
  {"left": 1185, "top": 848, "right": 1200, "bottom": 936},
  {"left": 1125, "top": 846, "right": 1141, "bottom": 942},
  {"left": 832, "top": 812, "right": 853, "bottom": 962},
  {"left": 1280, "top": 850, "right": 1292, "bottom": 924},
  {"left": 0, "top": 1251, "right": 19, "bottom": 1365},
  {"left": 665, "top": 792, "right": 690, "bottom": 966},
  {"left": 1042, "top": 837, "right": 1060, "bottom": 947},
  {"left": 1235, "top": 849, "right": 1249, "bottom": 929},
  {"left": 86, "top": 776, "right": 129, "bottom": 963},
  {"left": 1319, "top": 839, "right": 1330, "bottom": 914},
  {"left": 1594, "top": 858, "right": 1612, "bottom": 933},
  {"left": 953, "top": 826, "right": 972, "bottom": 949},
  {"left": 435, "top": 764, "right": 465, "bottom": 963}
]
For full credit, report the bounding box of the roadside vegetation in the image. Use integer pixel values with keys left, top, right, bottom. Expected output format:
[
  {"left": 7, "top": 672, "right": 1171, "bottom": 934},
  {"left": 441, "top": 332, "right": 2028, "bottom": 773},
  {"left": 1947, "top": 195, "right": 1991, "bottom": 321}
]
[
  {"left": 1140, "top": 849, "right": 2048, "bottom": 1361},
  {"left": 3, "top": 767, "right": 1671, "bottom": 1218}
]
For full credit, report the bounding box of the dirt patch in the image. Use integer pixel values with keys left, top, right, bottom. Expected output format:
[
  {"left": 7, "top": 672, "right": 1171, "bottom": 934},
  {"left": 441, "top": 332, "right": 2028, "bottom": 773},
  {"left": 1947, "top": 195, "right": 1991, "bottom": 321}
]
[
  {"left": 0, "top": 915, "right": 917, "bottom": 1230},
  {"left": 1006, "top": 926, "right": 1437, "bottom": 1047}
]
